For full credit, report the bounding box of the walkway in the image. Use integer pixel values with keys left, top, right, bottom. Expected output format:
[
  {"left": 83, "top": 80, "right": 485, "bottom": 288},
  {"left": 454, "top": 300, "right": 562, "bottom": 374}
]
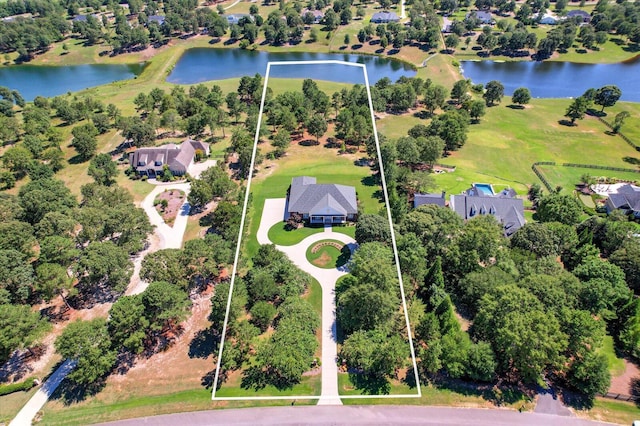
[
  {"left": 257, "top": 199, "right": 357, "bottom": 405},
  {"left": 9, "top": 359, "right": 77, "bottom": 426},
  {"left": 96, "top": 405, "right": 615, "bottom": 426}
]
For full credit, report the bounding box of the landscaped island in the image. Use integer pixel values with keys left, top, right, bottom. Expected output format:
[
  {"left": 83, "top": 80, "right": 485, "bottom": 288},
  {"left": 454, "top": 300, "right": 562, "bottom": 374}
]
[{"left": 1, "top": 0, "right": 640, "bottom": 424}]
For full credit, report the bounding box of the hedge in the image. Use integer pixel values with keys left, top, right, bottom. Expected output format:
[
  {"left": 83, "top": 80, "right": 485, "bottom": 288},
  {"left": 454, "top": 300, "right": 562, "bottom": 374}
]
[{"left": 0, "top": 377, "right": 37, "bottom": 396}]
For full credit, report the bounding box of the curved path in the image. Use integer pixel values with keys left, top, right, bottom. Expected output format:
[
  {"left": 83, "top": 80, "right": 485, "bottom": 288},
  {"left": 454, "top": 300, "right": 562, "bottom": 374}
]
[
  {"left": 257, "top": 199, "right": 357, "bottom": 405},
  {"left": 97, "top": 405, "right": 616, "bottom": 426}
]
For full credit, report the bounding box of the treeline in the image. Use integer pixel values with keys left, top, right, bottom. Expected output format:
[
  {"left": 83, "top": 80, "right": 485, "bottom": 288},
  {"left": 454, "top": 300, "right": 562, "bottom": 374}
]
[
  {"left": 214, "top": 244, "right": 320, "bottom": 389},
  {"left": 0, "top": 157, "right": 155, "bottom": 367}
]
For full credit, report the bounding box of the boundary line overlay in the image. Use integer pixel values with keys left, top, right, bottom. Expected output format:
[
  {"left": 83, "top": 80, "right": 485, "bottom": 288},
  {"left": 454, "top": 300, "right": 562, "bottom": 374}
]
[{"left": 212, "top": 60, "right": 421, "bottom": 401}]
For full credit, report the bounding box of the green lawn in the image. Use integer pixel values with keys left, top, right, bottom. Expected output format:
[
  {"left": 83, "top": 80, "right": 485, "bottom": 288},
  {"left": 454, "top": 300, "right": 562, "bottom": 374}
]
[
  {"left": 215, "top": 373, "right": 321, "bottom": 398},
  {"left": 338, "top": 372, "right": 417, "bottom": 396},
  {"left": 332, "top": 225, "right": 356, "bottom": 239},
  {"left": 418, "top": 100, "right": 640, "bottom": 197},
  {"left": 267, "top": 222, "right": 324, "bottom": 246},
  {"left": 599, "top": 335, "right": 626, "bottom": 378},
  {"left": 306, "top": 240, "right": 350, "bottom": 269},
  {"left": 536, "top": 165, "right": 640, "bottom": 195}
]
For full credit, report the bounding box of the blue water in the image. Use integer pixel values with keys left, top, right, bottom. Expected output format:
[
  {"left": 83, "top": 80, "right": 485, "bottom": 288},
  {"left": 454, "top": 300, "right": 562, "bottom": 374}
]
[
  {"left": 0, "top": 63, "right": 146, "bottom": 101},
  {"left": 474, "top": 183, "right": 495, "bottom": 196},
  {"left": 461, "top": 57, "right": 640, "bottom": 101},
  {"left": 166, "top": 48, "right": 416, "bottom": 85}
]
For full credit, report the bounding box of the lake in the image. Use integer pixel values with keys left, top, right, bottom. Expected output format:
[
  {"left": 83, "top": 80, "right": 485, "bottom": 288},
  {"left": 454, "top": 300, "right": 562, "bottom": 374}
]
[
  {"left": 461, "top": 57, "right": 640, "bottom": 102},
  {"left": 166, "top": 48, "right": 417, "bottom": 85},
  {"left": 0, "top": 63, "right": 146, "bottom": 101}
]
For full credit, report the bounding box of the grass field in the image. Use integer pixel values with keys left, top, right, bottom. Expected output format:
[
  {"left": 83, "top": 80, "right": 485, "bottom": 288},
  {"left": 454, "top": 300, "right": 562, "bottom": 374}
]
[
  {"left": 537, "top": 165, "right": 640, "bottom": 194},
  {"left": 306, "top": 240, "right": 350, "bottom": 269},
  {"left": 599, "top": 335, "right": 627, "bottom": 378},
  {"left": 267, "top": 222, "right": 324, "bottom": 246}
]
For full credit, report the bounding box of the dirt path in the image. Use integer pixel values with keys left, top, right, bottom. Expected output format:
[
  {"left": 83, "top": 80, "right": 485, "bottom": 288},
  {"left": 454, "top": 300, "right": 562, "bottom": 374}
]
[{"left": 609, "top": 359, "right": 640, "bottom": 395}]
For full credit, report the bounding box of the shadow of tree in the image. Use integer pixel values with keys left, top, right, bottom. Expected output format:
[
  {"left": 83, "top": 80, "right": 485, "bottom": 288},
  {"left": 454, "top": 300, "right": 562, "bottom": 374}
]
[
  {"left": 623, "top": 156, "right": 640, "bottom": 165},
  {"left": 241, "top": 365, "right": 269, "bottom": 390},
  {"left": 336, "top": 245, "right": 351, "bottom": 269},
  {"left": 189, "top": 328, "right": 217, "bottom": 359},
  {"left": 348, "top": 372, "right": 391, "bottom": 395},
  {"left": 50, "top": 377, "right": 107, "bottom": 405}
]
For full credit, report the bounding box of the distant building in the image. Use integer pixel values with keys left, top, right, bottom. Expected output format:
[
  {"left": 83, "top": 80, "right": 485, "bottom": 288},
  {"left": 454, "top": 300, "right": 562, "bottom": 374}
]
[
  {"left": 129, "top": 139, "right": 209, "bottom": 177},
  {"left": 467, "top": 10, "right": 493, "bottom": 25},
  {"left": 566, "top": 9, "right": 591, "bottom": 23},
  {"left": 147, "top": 15, "right": 166, "bottom": 26},
  {"left": 371, "top": 11, "right": 400, "bottom": 24},
  {"left": 286, "top": 176, "right": 358, "bottom": 224},
  {"left": 226, "top": 13, "right": 253, "bottom": 25},
  {"left": 605, "top": 184, "right": 640, "bottom": 218},
  {"left": 450, "top": 184, "right": 525, "bottom": 236},
  {"left": 537, "top": 11, "right": 559, "bottom": 25},
  {"left": 414, "top": 192, "right": 446, "bottom": 209},
  {"left": 72, "top": 14, "right": 100, "bottom": 23},
  {"left": 301, "top": 9, "right": 324, "bottom": 24}
]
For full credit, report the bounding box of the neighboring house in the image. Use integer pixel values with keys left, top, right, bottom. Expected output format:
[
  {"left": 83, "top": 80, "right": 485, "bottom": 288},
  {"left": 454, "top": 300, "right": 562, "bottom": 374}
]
[
  {"left": 371, "top": 11, "right": 400, "bottom": 24},
  {"left": 301, "top": 9, "right": 324, "bottom": 24},
  {"left": 129, "top": 139, "right": 209, "bottom": 177},
  {"left": 537, "top": 11, "right": 559, "bottom": 25},
  {"left": 414, "top": 192, "right": 446, "bottom": 209},
  {"left": 566, "top": 10, "right": 591, "bottom": 23},
  {"left": 467, "top": 11, "right": 493, "bottom": 25},
  {"left": 605, "top": 184, "right": 640, "bottom": 218},
  {"left": 147, "top": 15, "right": 166, "bottom": 26},
  {"left": 450, "top": 184, "right": 525, "bottom": 236},
  {"left": 226, "top": 14, "right": 253, "bottom": 25},
  {"left": 286, "top": 176, "right": 358, "bottom": 224},
  {"left": 73, "top": 14, "right": 100, "bottom": 23}
]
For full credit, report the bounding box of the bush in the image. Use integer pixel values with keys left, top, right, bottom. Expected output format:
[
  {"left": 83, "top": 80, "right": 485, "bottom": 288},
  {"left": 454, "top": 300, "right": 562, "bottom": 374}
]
[
  {"left": 0, "top": 377, "right": 37, "bottom": 396},
  {"left": 471, "top": 83, "right": 484, "bottom": 93}
]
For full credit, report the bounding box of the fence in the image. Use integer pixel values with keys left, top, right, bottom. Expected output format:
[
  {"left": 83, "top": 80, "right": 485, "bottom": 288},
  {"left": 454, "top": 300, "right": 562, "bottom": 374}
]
[
  {"left": 601, "top": 392, "right": 639, "bottom": 402},
  {"left": 596, "top": 116, "right": 640, "bottom": 152},
  {"left": 531, "top": 161, "right": 640, "bottom": 193}
]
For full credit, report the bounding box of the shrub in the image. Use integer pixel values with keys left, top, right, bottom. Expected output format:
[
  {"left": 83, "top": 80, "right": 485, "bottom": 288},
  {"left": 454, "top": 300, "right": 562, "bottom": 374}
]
[{"left": 0, "top": 378, "right": 37, "bottom": 396}]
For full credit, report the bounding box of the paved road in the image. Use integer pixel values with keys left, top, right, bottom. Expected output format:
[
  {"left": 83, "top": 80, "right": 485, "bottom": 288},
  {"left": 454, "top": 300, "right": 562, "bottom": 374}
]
[
  {"left": 10, "top": 359, "right": 77, "bottom": 426},
  {"left": 256, "top": 199, "right": 358, "bottom": 405},
  {"left": 535, "top": 388, "right": 573, "bottom": 416},
  {"left": 96, "top": 405, "right": 616, "bottom": 426}
]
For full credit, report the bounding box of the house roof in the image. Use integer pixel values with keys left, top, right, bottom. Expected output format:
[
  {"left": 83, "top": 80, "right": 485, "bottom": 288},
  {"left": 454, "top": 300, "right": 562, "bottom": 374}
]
[
  {"left": 608, "top": 192, "right": 640, "bottom": 212},
  {"left": 414, "top": 192, "right": 446, "bottom": 208},
  {"left": 288, "top": 176, "right": 357, "bottom": 216},
  {"left": 567, "top": 10, "right": 590, "bottom": 17},
  {"left": 129, "top": 139, "right": 209, "bottom": 174},
  {"left": 371, "top": 11, "right": 399, "bottom": 21},
  {"left": 302, "top": 9, "right": 324, "bottom": 18},
  {"left": 450, "top": 194, "right": 525, "bottom": 236},
  {"left": 148, "top": 15, "right": 165, "bottom": 25},
  {"left": 467, "top": 11, "right": 493, "bottom": 23}
]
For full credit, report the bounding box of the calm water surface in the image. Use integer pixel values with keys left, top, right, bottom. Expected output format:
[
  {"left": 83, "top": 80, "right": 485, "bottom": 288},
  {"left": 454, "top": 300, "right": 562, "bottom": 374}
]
[
  {"left": 0, "top": 63, "right": 146, "bottom": 101},
  {"left": 461, "top": 57, "right": 640, "bottom": 102},
  {"left": 166, "top": 48, "right": 417, "bottom": 84}
]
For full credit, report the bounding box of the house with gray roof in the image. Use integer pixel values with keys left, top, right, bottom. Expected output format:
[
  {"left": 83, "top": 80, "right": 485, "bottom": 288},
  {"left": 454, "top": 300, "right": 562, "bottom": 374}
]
[
  {"left": 371, "top": 11, "right": 400, "bottom": 23},
  {"left": 301, "top": 9, "right": 324, "bottom": 24},
  {"left": 147, "top": 15, "right": 166, "bottom": 26},
  {"left": 566, "top": 9, "right": 591, "bottom": 23},
  {"left": 226, "top": 14, "right": 253, "bottom": 25},
  {"left": 287, "top": 176, "right": 358, "bottom": 224},
  {"left": 605, "top": 184, "right": 640, "bottom": 218},
  {"left": 414, "top": 192, "right": 446, "bottom": 208},
  {"left": 450, "top": 184, "right": 525, "bottom": 236},
  {"left": 466, "top": 10, "right": 493, "bottom": 25},
  {"left": 129, "top": 139, "right": 209, "bottom": 177}
]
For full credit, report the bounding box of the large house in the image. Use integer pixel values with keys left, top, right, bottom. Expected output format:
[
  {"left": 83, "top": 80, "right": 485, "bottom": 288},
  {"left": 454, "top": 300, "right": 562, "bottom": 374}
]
[
  {"left": 467, "top": 11, "right": 493, "bottom": 25},
  {"left": 226, "top": 14, "right": 253, "bottom": 25},
  {"left": 286, "top": 176, "right": 358, "bottom": 224},
  {"left": 414, "top": 192, "right": 446, "bottom": 208},
  {"left": 449, "top": 184, "right": 525, "bottom": 236},
  {"left": 129, "top": 139, "right": 209, "bottom": 177},
  {"left": 566, "top": 10, "right": 591, "bottom": 23},
  {"left": 605, "top": 184, "right": 640, "bottom": 218},
  {"left": 371, "top": 11, "right": 400, "bottom": 24},
  {"left": 301, "top": 9, "right": 324, "bottom": 24}
]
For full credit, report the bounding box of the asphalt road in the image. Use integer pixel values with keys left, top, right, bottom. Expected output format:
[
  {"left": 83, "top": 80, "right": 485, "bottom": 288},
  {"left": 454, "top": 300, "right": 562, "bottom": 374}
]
[{"left": 97, "top": 405, "right": 617, "bottom": 426}]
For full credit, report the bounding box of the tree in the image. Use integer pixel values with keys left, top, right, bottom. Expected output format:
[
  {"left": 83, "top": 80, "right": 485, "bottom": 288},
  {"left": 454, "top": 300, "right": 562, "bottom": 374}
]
[
  {"left": 483, "top": 80, "right": 504, "bottom": 106},
  {"left": 54, "top": 319, "right": 116, "bottom": 385},
  {"left": 344, "top": 33, "right": 350, "bottom": 45},
  {"left": 536, "top": 193, "right": 582, "bottom": 225},
  {"left": 566, "top": 350, "right": 610, "bottom": 400},
  {"left": 445, "top": 34, "right": 460, "bottom": 52},
  {"left": 35, "top": 263, "right": 75, "bottom": 306},
  {"left": 611, "top": 111, "right": 630, "bottom": 134},
  {"left": 512, "top": 87, "right": 531, "bottom": 107},
  {"left": 141, "top": 281, "right": 190, "bottom": 332},
  {"left": 564, "top": 96, "right": 589, "bottom": 124},
  {"left": 18, "top": 178, "right": 77, "bottom": 225},
  {"left": 250, "top": 301, "right": 276, "bottom": 332},
  {"left": 355, "top": 214, "right": 392, "bottom": 244},
  {"left": 2, "top": 146, "right": 32, "bottom": 179},
  {"left": 594, "top": 85, "right": 622, "bottom": 112},
  {"left": 108, "top": 294, "right": 148, "bottom": 354},
  {"left": 306, "top": 114, "right": 328, "bottom": 143},
  {"left": 71, "top": 123, "right": 99, "bottom": 160},
  {"left": 88, "top": 153, "right": 118, "bottom": 186},
  {"left": 423, "top": 84, "right": 447, "bottom": 115},
  {"left": 468, "top": 100, "right": 486, "bottom": 122},
  {"left": 77, "top": 241, "right": 133, "bottom": 293},
  {"left": 610, "top": 240, "right": 640, "bottom": 293},
  {"left": 451, "top": 80, "right": 471, "bottom": 104},
  {"left": 0, "top": 304, "right": 50, "bottom": 363}
]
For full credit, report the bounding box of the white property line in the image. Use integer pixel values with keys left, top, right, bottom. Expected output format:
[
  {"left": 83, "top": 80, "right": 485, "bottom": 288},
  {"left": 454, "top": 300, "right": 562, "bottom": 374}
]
[{"left": 212, "top": 60, "right": 421, "bottom": 401}]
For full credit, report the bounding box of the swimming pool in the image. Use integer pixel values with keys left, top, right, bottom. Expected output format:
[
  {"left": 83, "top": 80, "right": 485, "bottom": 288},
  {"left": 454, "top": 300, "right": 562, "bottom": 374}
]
[{"left": 473, "top": 183, "right": 495, "bottom": 196}]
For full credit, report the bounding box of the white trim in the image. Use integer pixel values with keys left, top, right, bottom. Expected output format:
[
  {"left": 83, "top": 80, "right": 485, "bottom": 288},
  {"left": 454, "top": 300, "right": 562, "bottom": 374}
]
[{"left": 212, "top": 60, "right": 421, "bottom": 401}]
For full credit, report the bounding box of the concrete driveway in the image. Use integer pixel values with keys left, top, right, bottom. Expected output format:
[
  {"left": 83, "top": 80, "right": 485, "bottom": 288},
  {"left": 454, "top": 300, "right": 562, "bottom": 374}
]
[
  {"left": 257, "top": 199, "right": 358, "bottom": 405},
  {"left": 140, "top": 182, "right": 191, "bottom": 250}
]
